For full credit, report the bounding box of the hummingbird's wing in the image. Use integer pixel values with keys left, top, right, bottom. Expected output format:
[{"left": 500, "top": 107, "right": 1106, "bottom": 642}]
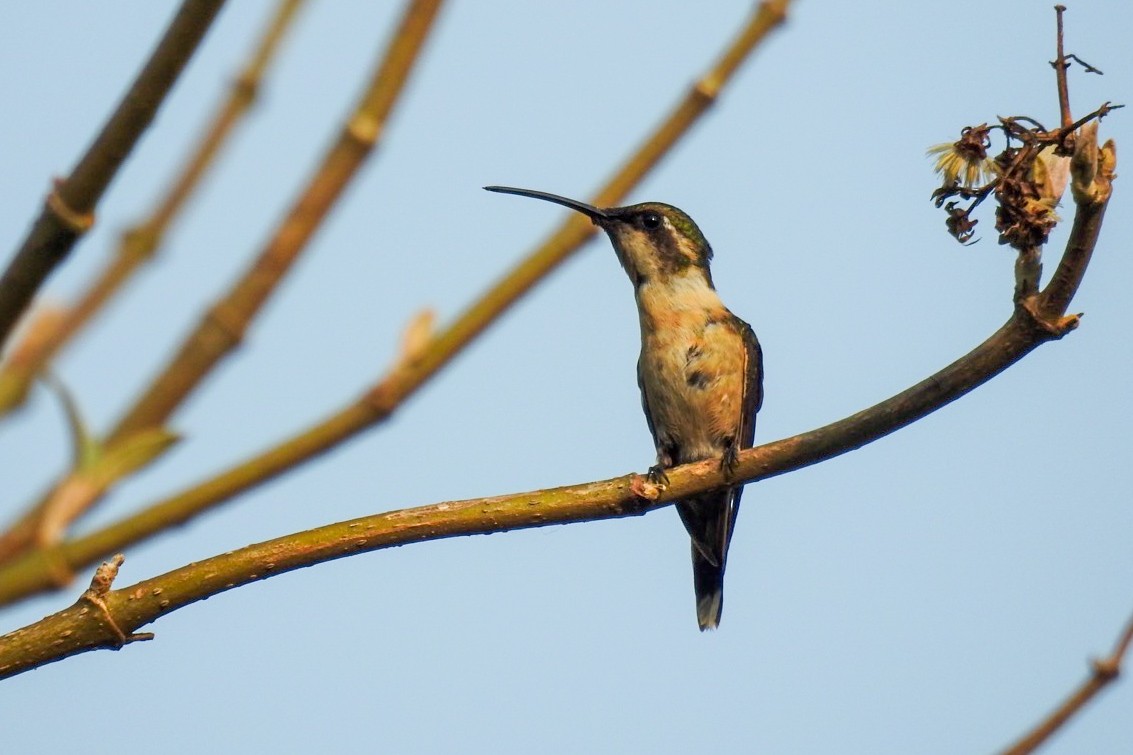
[
  {"left": 726, "top": 318, "right": 764, "bottom": 540},
  {"left": 636, "top": 356, "right": 677, "bottom": 467},
  {"left": 738, "top": 318, "right": 764, "bottom": 449}
]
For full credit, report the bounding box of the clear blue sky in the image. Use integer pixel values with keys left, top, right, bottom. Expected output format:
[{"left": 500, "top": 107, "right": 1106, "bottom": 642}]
[{"left": 1, "top": 2, "right": 1131, "bottom": 753}]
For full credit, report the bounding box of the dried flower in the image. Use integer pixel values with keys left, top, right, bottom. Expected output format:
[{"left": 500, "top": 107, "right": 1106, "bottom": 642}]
[
  {"left": 944, "top": 201, "right": 978, "bottom": 245},
  {"left": 995, "top": 146, "right": 1060, "bottom": 251},
  {"left": 928, "top": 125, "right": 998, "bottom": 189}
]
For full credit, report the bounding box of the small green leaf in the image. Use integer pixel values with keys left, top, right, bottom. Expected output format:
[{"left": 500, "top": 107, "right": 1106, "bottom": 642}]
[
  {"left": 89, "top": 428, "right": 182, "bottom": 486},
  {"left": 41, "top": 372, "right": 99, "bottom": 469}
]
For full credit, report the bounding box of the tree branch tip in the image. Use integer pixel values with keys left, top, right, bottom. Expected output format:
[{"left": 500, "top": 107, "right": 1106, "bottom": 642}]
[
  {"left": 1058, "top": 313, "right": 1082, "bottom": 333},
  {"left": 76, "top": 554, "right": 142, "bottom": 647},
  {"left": 1017, "top": 299, "right": 1080, "bottom": 338},
  {"left": 86, "top": 554, "right": 126, "bottom": 597},
  {"left": 1067, "top": 54, "right": 1103, "bottom": 76}
]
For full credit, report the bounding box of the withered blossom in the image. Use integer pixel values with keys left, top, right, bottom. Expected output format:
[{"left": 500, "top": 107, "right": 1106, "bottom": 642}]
[
  {"left": 944, "top": 202, "right": 978, "bottom": 245},
  {"left": 927, "top": 124, "right": 998, "bottom": 189}
]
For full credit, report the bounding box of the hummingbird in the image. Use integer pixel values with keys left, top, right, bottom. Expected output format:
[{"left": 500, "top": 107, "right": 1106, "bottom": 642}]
[{"left": 485, "top": 185, "right": 763, "bottom": 630}]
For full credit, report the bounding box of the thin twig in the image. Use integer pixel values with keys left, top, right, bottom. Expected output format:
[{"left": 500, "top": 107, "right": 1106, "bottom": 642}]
[
  {"left": 0, "top": 0, "right": 308, "bottom": 416},
  {"left": 0, "top": 0, "right": 228, "bottom": 352},
  {"left": 1001, "top": 611, "right": 1133, "bottom": 755},
  {"left": 1052, "top": 5, "right": 1072, "bottom": 131}
]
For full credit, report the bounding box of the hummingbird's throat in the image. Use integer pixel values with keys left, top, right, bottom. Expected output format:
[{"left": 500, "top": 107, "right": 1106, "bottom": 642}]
[{"left": 636, "top": 269, "right": 725, "bottom": 327}]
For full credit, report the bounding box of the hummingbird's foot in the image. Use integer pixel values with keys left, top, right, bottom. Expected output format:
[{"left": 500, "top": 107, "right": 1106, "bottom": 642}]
[
  {"left": 647, "top": 464, "right": 671, "bottom": 487},
  {"left": 720, "top": 441, "right": 739, "bottom": 479}
]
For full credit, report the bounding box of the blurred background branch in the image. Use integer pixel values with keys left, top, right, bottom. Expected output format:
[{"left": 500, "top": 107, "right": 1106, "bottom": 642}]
[
  {"left": 0, "top": 0, "right": 227, "bottom": 351},
  {"left": 0, "top": 0, "right": 308, "bottom": 417},
  {"left": 0, "top": 0, "right": 444, "bottom": 563}
]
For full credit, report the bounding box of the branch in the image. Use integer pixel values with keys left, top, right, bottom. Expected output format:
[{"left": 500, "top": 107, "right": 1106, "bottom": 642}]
[
  {"left": 0, "top": 302, "right": 1086, "bottom": 675},
  {"left": 1001, "top": 610, "right": 1133, "bottom": 755},
  {"left": 0, "top": 1, "right": 791, "bottom": 567},
  {"left": 0, "top": 0, "right": 228, "bottom": 352},
  {"left": 0, "top": 0, "right": 307, "bottom": 416},
  {"left": 0, "top": 151, "right": 1113, "bottom": 662},
  {"left": 1052, "top": 5, "right": 1072, "bottom": 131}
]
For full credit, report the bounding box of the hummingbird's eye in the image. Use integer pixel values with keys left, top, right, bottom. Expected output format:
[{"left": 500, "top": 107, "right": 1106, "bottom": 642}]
[{"left": 640, "top": 212, "right": 662, "bottom": 230}]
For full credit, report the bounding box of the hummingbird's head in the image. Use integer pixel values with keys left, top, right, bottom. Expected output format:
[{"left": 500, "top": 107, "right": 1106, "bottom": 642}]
[
  {"left": 599, "top": 202, "right": 713, "bottom": 288},
  {"left": 484, "top": 186, "right": 714, "bottom": 289}
]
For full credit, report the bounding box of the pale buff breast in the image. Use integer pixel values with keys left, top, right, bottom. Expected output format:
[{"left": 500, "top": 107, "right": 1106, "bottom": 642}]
[{"left": 637, "top": 293, "right": 746, "bottom": 463}]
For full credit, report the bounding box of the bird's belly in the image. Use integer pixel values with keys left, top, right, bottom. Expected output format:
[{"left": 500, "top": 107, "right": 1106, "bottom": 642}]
[{"left": 641, "top": 325, "right": 745, "bottom": 463}]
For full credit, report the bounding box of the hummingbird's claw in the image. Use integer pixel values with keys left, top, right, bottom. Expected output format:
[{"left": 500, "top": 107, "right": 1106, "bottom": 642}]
[
  {"left": 647, "top": 464, "right": 671, "bottom": 487},
  {"left": 720, "top": 442, "right": 740, "bottom": 479}
]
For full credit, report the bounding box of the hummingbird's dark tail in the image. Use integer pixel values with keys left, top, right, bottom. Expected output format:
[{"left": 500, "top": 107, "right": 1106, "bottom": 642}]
[
  {"left": 677, "top": 488, "right": 738, "bottom": 631},
  {"left": 692, "top": 543, "right": 725, "bottom": 630}
]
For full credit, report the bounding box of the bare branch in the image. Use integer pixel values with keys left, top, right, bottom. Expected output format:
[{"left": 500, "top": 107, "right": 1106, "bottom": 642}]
[
  {"left": 1001, "top": 611, "right": 1133, "bottom": 755},
  {"left": 0, "top": 0, "right": 228, "bottom": 351},
  {"left": 1051, "top": 5, "right": 1072, "bottom": 131},
  {"left": 0, "top": 0, "right": 445, "bottom": 562},
  {"left": 0, "top": 0, "right": 308, "bottom": 416}
]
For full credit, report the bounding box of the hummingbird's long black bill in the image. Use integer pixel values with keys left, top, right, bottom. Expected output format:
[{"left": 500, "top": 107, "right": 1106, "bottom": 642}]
[{"left": 483, "top": 185, "right": 609, "bottom": 220}]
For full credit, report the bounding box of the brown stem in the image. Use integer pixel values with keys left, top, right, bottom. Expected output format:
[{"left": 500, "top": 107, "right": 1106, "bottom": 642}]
[
  {"left": 0, "top": 0, "right": 228, "bottom": 352},
  {"left": 0, "top": 0, "right": 308, "bottom": 416},
  {"left": 1052, "top": 5, "right": 1072, "bottom": 131},
  {"left": 1001, "top": 611, "right": 1133, "bottom": 755},
  {"left": 1038, "top": 187, "right": 1107, "bottom": 317}
]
